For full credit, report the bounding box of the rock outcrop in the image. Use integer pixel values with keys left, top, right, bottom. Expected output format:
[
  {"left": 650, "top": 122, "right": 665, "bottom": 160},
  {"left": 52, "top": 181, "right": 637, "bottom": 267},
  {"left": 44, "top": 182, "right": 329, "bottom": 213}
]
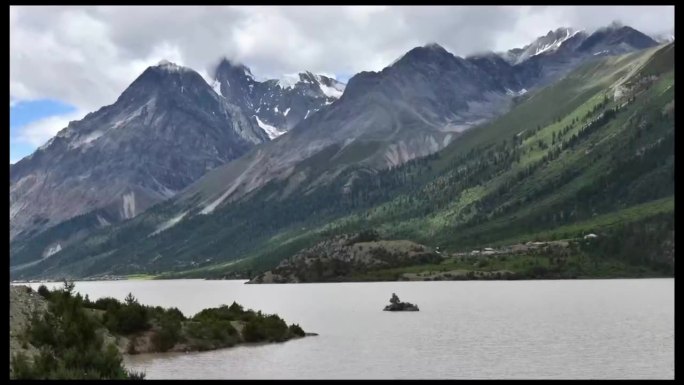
[
  {"left": 247, "top": 231, "right": 442, "bottom": 283},
  {"left": 9, "top": 286, "right": 48, "bottom": 371},
  {"left": 383, "top": 293, "right": 419, "bottom": 311}
]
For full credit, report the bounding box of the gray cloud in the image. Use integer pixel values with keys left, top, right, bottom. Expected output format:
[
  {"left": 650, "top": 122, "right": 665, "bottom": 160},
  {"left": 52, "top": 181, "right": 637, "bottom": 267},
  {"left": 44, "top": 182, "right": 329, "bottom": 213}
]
[{"left": 10, "top": 5, "right": 674, "bottom": 111}]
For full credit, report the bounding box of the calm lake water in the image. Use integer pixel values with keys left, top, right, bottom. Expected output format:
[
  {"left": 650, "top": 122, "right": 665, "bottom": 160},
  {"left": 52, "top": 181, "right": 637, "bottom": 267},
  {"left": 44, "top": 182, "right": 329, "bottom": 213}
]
[{"left": 20, "top": 279, "right": 674, "bottom": 379}]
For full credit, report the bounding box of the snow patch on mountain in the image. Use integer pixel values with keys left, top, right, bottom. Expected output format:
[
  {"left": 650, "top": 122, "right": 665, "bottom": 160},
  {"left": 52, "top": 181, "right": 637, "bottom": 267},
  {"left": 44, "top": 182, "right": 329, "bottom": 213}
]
[
  {"left": 69, "top": 130, "right": 105, "bottom": 149},
  {"left": 150, "top": 211, "right": 188, "bottom": 236},
  {"left": 122, "top": 192, "right": 136, "bottom": 219},
  {"left": 277, "top": 74, "right": 301, "bottom": 89},
  {"left": 96, "top": 215, "right": 110, "bottom": 226},
  {"left": 318, "top": 82, "right": 345, "bottom": 98},
  {"left": 255, "top": 116, "right": 286, "bottom": 139},
  {"left": 531, "top": 29, "right": 582, "bottom": 58},
  {"left": 43, "top": 243, "right": 62, "bottom": 258},
  {"left": 506, "top": 88, "right": 528, "bottom": 96},
  {"left": 509, "top": 28, "right": 584, "bottom": 64},
  {"left": 443, "top": 134, "right": 453, "bottom": 147},
  {"left": 211, "top": 80, "right": 223, "bottom": 97}
]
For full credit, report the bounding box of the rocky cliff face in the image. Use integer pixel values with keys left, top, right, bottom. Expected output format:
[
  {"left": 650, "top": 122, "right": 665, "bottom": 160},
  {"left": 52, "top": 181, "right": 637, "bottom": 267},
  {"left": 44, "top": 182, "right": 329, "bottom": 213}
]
[
  {"left": 175, "top": 42, "right": 529, "bottom": 217},
  {"left": 175, "top": 25, "right": 658, "bottom": 218},
  {"left": 10, "top": 61, "right": 267, "bottom": 241},
  {"left": 212, "top": 59, "right": 346, "bottom": 137},
  {"left": 505, "top": 25, "right": 658, "bottom": 88},
  {"left": 10, "top": 58, "right": 347, "bottom": 247},
  {"left": 10, "top": 24, "right": 662, "bottom": 279}
]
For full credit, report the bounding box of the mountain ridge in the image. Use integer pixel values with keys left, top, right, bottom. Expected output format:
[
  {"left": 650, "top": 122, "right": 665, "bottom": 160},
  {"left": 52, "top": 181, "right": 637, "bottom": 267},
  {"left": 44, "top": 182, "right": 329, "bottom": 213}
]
[{"left": 9, "top": 25, "right": 667, "bottom": 280}]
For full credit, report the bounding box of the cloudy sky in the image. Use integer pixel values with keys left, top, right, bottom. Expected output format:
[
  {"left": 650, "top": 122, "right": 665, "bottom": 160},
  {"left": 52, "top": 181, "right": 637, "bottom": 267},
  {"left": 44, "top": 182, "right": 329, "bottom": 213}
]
[{"left": 9, "top": 5, "right": 674, "bottom": 163}]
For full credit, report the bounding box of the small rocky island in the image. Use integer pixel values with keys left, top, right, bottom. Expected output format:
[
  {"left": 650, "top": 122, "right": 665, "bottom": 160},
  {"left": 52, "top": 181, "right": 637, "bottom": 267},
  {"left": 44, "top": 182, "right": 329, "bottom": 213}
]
[{"left": 383, "top": 293, "right": 419, "bottom": 311}]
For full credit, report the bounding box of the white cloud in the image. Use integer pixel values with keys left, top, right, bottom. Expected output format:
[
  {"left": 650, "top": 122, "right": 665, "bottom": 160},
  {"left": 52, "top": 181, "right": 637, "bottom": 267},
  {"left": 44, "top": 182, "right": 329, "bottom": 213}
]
[
  {"left": 10, "top": 6, "right": 674, "bottom": 114},
  {"left": 14, "top": 109, "right": 88, "bottom": 147}
]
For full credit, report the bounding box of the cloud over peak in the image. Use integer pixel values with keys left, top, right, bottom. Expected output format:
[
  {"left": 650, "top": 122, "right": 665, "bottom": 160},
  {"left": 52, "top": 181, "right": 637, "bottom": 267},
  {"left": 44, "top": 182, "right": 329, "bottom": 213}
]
[{"left": 11, "top": 6, "right": 673, "bottom": 113}]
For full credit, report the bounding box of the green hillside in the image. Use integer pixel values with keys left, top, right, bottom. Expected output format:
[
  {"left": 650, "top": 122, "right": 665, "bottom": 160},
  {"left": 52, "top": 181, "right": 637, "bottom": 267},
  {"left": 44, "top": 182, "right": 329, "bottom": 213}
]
[{"left": 12, "top": 43, "right": 674, "bottom": 280}]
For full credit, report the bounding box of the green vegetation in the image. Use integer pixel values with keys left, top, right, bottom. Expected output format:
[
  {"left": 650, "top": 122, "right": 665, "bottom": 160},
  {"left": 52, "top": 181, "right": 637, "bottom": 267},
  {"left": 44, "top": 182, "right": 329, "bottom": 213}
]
[
  {"left": 489, "top": 196, "right": 673, "bottom": 247},
  {"left": 88, "top": 293, "right": 306, "bottom": 353},
  {"left": 354, "top": 246, "right": 669, "bottom": 282},
  {"left": 10, "top": 281, "right": 144, "bottom": 380},
  {"left": 10, "top": 209, "right": 113, "bottom": 267},
  {"left": 184, "top": 302, "right": 305, "bottom": 348},
  {"left": 242, "top": 314, "right": 290, "bottom": 343},
  {"left": 183, "top": 44, "right": 674, "bottom": 281},
  {"left": 11, "top": 281, "right": 311, "bottom": 379},
  {"left": 126, "top": 274, "right": 158, "bottom": 280},
  {"left": 248, "top": 232, "right": 445, "bottom": 283},
  {"left": 11, "top": 44, "right": 674, "bottom": 282}
]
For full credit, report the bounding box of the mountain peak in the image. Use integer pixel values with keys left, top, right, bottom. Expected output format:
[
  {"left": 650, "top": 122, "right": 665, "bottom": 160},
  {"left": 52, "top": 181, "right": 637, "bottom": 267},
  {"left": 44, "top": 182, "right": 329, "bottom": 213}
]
[
  {"left": 154, "top": 60, "right": 189, "bottom": 72},
  {"left": 275, "top": 73, "right": 302, "bottom": 89},
  {"left": 392, "top": 42, "right": 454, "bottom": 68},
  {"left": 273, "top": 71, "right": 342, "bottom": 91},
  {"left": 577, "top": 23, "right": 657, "bottom": 53},
  {"left": 546, "top": 27, "right": 574, "bottom": 37},
  {"left": 604, "top": 20, "right": 624, "bottom": 31},
  {"left": 423, "top": 42, "right": 446, "bottom": 50},
  {"left": 216, "top": 58, "right": 254, "bottom": 79},
  {"left": 505, "top": 27, "right": 582, "bottom": 64}
]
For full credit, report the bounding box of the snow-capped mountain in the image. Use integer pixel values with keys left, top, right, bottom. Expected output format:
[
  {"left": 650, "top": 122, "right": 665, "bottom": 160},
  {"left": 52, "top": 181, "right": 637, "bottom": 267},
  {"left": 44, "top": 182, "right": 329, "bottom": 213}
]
[
  {"left": 10, "top": 23, "right": 662, "bottom": 279},
  {"left": 497, "top": 24, "right": 658, "bottom": 89},
  {"left": 504, "top": 27, "right": 582, "bottom": 65},
  {"left": 10, "top": 60, "right": 267, "bottom": 241},
  {"left": 503, "top": 24, "right": 658, "bottom": 66},
  {"left": 212, "top": 59, "right": 346, "bottom": 138},
  {"left": 125, "top": 24, "right": 658, "bottom": 231}
]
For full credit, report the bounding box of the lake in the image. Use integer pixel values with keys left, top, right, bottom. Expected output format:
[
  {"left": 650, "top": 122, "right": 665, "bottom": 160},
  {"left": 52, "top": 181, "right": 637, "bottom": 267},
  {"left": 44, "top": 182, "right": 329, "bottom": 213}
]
[{"left": 20, "top": 279, "right": 674, "bottom": 379}]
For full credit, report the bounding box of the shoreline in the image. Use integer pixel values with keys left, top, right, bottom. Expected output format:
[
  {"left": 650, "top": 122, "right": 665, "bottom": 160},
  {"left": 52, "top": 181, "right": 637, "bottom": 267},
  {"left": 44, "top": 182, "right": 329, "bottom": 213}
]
[
  {"left": 241, "top": 275, "right": 674, "bottom": 284},
  {"left": 11, "top": 275, "right": 673, "bottom": 286},
  {"left": 122, "top": 333, "right": 318, "bottom": 358}
]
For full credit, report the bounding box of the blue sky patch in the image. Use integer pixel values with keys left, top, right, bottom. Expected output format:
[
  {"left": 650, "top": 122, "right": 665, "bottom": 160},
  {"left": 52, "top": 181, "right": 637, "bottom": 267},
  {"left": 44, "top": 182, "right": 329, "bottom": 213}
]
[{"left": 10, "top": 99, "right": 77, "bottom": 163}]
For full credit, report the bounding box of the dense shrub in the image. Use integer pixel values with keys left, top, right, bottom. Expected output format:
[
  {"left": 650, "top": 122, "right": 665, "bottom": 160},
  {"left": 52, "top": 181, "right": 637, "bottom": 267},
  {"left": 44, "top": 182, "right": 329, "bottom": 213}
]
[
  {"left": 185, "top": 319, "right": 238, "bottom": 349},
  {"left": 12, "top": 283, "right": 308, "bottom": 379},
  {"left": 151, "top": 317, "right": 182, "bottom": 352},
  {"left": 243, "top": 314, "right": 289, "bottom": 343},
  {"left": 11, "top": 282, "right": 143, "bottom": 379},
  {"left": 102, "top": 294, "right": 150, "bottom": 335},
  {"left": 88, "top": 297, "right": 122, "bottom": 311},
  {"left": 37, "top": 285, "right": 50, "bottom": 300},
  {"left": 288, "top": 324, "right": 305, "bottom": 337}
]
